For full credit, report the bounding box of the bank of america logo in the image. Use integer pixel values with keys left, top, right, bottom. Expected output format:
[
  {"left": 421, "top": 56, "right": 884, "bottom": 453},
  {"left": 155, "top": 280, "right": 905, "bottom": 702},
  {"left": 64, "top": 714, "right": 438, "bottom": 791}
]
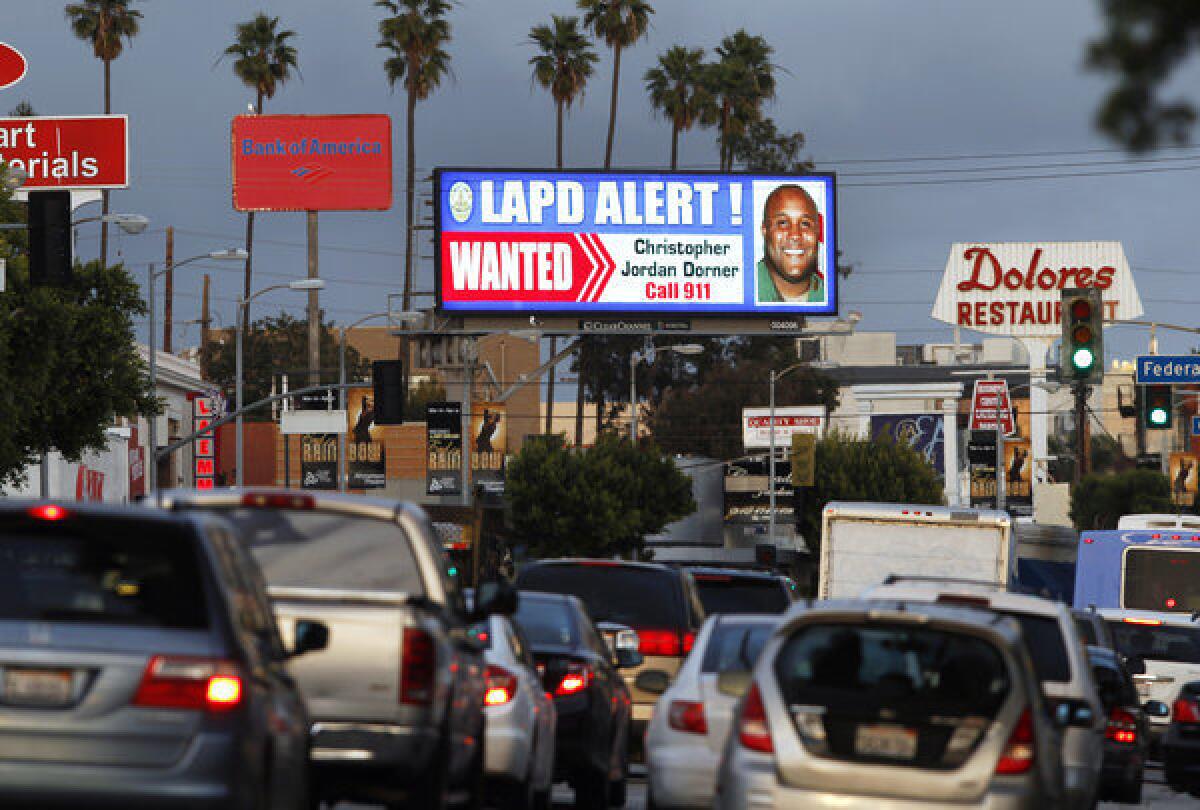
[{"left": 291, "top": 165, "right": 333, "bottom": 183}]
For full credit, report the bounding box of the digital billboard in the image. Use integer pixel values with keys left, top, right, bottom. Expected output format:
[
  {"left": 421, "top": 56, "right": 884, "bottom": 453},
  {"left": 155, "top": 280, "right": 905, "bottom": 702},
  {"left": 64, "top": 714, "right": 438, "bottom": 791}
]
[{"left": 435, "top": 170, "right": 837, "bottom": 316}]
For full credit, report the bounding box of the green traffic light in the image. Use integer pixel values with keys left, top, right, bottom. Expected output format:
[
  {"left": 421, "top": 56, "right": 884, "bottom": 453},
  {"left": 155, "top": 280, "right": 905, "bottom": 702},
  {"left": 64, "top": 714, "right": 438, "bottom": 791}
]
[
  {"left": 1149, "top": 407, "right": 1169, "bottom": 426},
  {"left": 447, "top": 566, "right": 459, "bottom": 577},
  {"left": 1071, "top": 347, "right": 1095, "bottom": 371}
]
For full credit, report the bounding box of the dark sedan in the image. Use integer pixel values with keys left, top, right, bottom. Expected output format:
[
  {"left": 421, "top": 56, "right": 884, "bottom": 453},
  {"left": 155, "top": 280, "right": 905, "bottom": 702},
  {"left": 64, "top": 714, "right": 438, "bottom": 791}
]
[
  {"left": 514, "top": 591, "right": 636, "bottom": 810},
  {"left": 1089, "top": 645, "right": 1163, "bottom": 804}
]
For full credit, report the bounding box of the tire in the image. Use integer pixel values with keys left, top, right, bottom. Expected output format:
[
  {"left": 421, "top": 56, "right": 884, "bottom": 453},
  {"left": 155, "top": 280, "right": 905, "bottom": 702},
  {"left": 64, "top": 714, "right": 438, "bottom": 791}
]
[
  {"left": 403, "top": 748, "right": 450, "bottom": 810},
  {"left": 1118, "top": 773, "right": 1143, "bottom": 805},
  {"left": 608, "top": 775, "right": 627, "bottom": 808},
  {"left": 500, "top": 777, "right": 536, "bottom": 810},
  {"left": 573, "top": 766, "right": 610, "bottom": 810}
]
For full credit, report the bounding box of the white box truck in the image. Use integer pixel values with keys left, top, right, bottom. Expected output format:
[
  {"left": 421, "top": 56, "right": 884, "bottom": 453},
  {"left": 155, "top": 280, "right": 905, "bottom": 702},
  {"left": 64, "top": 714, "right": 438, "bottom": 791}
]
[{"left": 818, "top": 502, "right": 1014, "bottom": 599}]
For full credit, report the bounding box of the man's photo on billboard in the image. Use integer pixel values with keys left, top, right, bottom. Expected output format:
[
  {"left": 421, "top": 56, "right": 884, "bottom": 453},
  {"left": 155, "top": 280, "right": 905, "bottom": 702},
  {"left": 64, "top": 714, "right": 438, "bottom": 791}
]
[{"left": 753, "top": 181, "right": 829, "bottom": 306}]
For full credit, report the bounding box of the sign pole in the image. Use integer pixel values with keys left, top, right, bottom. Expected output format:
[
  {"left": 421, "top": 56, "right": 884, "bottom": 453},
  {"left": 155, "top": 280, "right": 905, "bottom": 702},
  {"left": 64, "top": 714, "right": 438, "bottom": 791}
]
[
  {"left": 1074, "top": 382, "right": 1088, "bottom": 484},
  {"left": 768, "top": 370, "right": 777, "bottom": 547}
]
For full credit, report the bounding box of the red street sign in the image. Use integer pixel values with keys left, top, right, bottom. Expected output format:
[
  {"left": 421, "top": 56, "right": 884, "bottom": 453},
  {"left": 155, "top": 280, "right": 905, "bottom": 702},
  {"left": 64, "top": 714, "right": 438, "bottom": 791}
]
[
  {"left": 969, "top": 379, "right": 1015, "bottom": 435},
  {"left": 231, "top": 114, "right": 392, "bottom": 211},
  {"left": 0, "top": 115, "right": 128, "bottom": 189},
  {"left": 0, "top": 43, "right": 28, "bottom": 90}
]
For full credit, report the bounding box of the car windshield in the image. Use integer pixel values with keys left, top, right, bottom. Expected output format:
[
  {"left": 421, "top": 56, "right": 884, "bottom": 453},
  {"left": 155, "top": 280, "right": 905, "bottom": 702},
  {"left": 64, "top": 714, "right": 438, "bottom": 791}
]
[
  {"left": 999, "top": 612, "right": 1071, "bottom": 683},
  {"left": 221, "top": 508, "right": 424, "bottom": 594},
  {"left": 514, "top": 596, "right": 579, "bottom": 648},
  {"left": 694, "top": 575, "right": 790, "bottom": 614},
  {"left": 774, "top": 623, "right": 1011, "bottom": 716},
  {"left": 1109, "top": 620, "right": 1200, "bottom": 664},
  {"left": 701, "top": 621, "right": 775, "bottom": 673},
  {"left": 1123, "top": 549, "right": 1200, "bottom": 613},
  {"left": 516, "top": 564, "right": 682, "bottom": 628},
  {"left": 0, "top": 521, "right": 209, "bottom": 629}
]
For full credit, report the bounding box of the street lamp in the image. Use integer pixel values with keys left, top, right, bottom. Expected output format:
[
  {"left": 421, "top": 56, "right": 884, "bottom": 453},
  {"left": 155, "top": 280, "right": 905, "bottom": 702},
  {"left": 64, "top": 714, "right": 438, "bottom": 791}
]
[
  {"left": 768, "top": 363, "right": 809, "bottom": 546},
  {"left": 629, "top": 344, "right": 704, "bottom": 441},
  {"left": 236, "top": 278, "right": 326, "bottom": 487},
  {"left": 147, "top": 248, "right": 248, "bottom": 493}
]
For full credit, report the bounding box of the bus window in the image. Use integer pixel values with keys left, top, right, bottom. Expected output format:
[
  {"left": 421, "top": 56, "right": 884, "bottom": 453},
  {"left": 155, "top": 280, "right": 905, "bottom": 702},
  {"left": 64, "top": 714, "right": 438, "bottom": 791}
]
[{"left": 1124, "top": 549, "right": 1200, "bottom": 613}]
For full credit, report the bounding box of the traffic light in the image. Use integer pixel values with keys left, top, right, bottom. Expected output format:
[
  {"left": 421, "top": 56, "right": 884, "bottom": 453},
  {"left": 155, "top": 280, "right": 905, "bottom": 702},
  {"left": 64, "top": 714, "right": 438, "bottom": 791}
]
[
  {"left": 790, "top": 433, "right": 816, "bottom": 487},
  {"left": 372, "top": 360, "right": 405, "bottom": 424},
  {"left": 27, "top": 191, "right": 73, "bottom": 286},
  {"left": 1060, "top": 288, "right": 1104, "bottom": 383},
  {"left": 1143, "top": 384, "right": 1173, "bottom": 430}
]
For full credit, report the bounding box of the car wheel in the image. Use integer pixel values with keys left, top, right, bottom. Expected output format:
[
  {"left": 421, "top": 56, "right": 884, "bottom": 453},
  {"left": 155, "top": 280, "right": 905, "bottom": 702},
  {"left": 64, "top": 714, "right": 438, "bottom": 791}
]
[
  {"left": 608, "top": 775, "right": 626, "bottom": 808},
  {"left": 402, "top": 749, "right": 449, "bottom": 810},
  {"left": 573, "top": 767, "right": 610, "bottom": 810},
  {"left": 1118, "top": 772, "right": 1143, "bottom": 805}
]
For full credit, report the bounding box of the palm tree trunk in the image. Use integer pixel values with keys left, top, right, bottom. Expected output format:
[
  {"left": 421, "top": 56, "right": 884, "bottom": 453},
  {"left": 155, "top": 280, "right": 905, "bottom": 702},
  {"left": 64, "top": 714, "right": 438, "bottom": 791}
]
[
  {"left": 604, "top": 45, "right": 622, "bottom": 169},
  {"left": 100, "top": 58, "right": 111, "bottom": 269},
  {"left": 403, "top": 86, "right": 417, "bottom": 311},
  {"left": 556, "top": 97, "right": 564, "bottom": 169},
  {"left": 242, "top": 90, "right": 264, "bottom": 337},
  {"left": 670, "top": 123, "right": 679, "bottom": 171},
  {"left": 547, "top": 99, "right": 563, "bottom": 434}
]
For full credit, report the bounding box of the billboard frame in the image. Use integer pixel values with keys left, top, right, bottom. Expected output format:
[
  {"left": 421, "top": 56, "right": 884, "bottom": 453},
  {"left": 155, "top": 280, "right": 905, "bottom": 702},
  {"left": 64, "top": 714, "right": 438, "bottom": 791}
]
[{"left": 432, "top": 166, "right": 839, "bottom": 319}]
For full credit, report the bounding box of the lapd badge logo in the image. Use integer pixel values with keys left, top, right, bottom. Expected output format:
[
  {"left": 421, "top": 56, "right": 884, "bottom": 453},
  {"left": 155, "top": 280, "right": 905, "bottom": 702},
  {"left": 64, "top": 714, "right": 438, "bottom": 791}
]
[{"left": 448, "top": 181, "right": 473, "bottom": 223}]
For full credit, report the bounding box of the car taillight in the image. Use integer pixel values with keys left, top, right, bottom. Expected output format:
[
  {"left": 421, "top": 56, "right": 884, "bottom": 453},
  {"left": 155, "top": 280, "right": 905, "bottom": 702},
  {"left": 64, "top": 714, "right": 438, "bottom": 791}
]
[
  {"left": 1106, "top": 708, "right": 1138, "bottom": 744},
  {"left": 132, "top": 655, "right": 242, "bottom": 712},
  {"left": 1174, "top": 698, "right": 1200, "bottom": 724},
  {"left": 682, "top": 632, "right": 696, "bottom": 655},
  {"left": 400, "top": 628, "right": 436, "bottom": 705},
  {"left": 554, "top": 664, "right": 592, "bottom": 697},
  {"left": 240, "top": 492, "right": 315, "bottom": 509},
  {"left": 484, "top": 664, "right": 517, "bottom": 707},
  {"left": 28, "top": 504, "right": 69, "bottom": 521},
  {"left": 668, "top": 700, "right": 707, "bottom": 735},
  {"left": 637, "top": 628, "right": 688, "bottom": 657},
  {"left": 738, "top": 683, "right": 773, "bottom": 753},
  {"left": 995, "top": 707, "right": 1035, "bottom": 774}
]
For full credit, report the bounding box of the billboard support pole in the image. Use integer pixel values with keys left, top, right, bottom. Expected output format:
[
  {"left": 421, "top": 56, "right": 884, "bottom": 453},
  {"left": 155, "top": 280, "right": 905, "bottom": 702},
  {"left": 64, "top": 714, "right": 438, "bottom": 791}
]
[
  {"left": 462, "top": 339, "right": 476, "bottom": 507},
  {"left": 307, "top": 211, "right": 320, "bottom": 388}
]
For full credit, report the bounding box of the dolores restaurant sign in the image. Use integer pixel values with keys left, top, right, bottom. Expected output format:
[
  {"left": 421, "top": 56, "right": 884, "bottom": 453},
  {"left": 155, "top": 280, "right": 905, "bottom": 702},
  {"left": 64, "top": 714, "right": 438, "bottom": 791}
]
[{"left": 931, "top": 242, "right": 1143, "bottom": 338}]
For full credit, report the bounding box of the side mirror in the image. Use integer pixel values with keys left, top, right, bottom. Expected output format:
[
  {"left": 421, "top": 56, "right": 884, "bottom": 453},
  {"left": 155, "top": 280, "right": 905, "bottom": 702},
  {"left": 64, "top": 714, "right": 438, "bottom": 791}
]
[
  {"left": 635, "top": 670, "right": 670, "bottom": 695},
  {"left": 598, "top": 622, "right": 642, "bottom": 669},
  {"left": 1124, "top": 655, "right": 1146, "bottom": 676},
  {"left": 1144, "top": 700, "right": 1171, "bottom": 718},
  {"left": 291, "top": 619, "right": 329, "bottom": 658},
  {"left": 616, "top": 647, "right": 643, "bottom": 670},
  {"left": 475, "top": 579, "right": 518, "bottom": 620},
  {"left": 717, "top": 670, "right": 752, "bottom": 698}
]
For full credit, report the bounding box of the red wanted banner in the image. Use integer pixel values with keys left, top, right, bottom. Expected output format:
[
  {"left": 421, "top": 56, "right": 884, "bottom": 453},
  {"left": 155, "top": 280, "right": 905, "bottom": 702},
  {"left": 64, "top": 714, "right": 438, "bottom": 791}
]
[
  {"left": 0, "top": 115, "right": 128, "bottom": 189},
  {"left": 231, "top": 114, "right": 392, "bottom": 211},
  {"left": 969, "top": 379, "right": 1015, "bottom": 435}
]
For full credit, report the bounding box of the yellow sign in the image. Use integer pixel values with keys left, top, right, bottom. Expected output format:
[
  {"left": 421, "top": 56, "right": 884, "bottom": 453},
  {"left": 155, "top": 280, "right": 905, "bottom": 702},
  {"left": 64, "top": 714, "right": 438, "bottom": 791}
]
[{"left": 1170, "top": 452, "right": 1199, "bottom": 504}]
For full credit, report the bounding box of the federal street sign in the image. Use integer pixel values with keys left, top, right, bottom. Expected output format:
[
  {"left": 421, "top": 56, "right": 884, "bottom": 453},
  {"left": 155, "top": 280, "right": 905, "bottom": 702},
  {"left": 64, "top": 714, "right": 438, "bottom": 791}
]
[
  {"left": 1135, "top": 355, "right": 1200, "bottom": 384},
  {"left": 1193, "top": 416, "right": 1200, "bottom": 438}
]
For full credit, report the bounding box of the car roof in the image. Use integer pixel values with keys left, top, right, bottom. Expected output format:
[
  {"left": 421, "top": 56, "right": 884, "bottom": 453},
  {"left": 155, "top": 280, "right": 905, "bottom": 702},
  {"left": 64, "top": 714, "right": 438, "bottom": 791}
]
[
  {"left": 1, "top": 499, "right": 194, "bottom": 524},
  {"left": 518, "top": 589, "right": 586, "bottom": 611},
  {"left": 521, "top": 558, "right": 677, "bottom": 574},
  {"left": 688, "top": 566, "right": 781, "bottom": 582},
  {"left": 864, "top": 580, "right": 1070, "bottom": 619},
  {"left": 1097, "top": 607, "right": 1200, "bottom": 628},
  {"left": 779, "top": 598, "right": 1023, "bottom": 642}
]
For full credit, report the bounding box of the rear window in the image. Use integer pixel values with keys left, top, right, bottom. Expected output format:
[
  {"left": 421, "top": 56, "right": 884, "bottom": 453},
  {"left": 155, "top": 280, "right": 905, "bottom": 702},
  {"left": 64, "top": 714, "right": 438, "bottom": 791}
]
[
  {"left": 514, "top": 597, "right": 578, "bottom": 648},
  {"left": 221, "top": 509, "right": 424, "bottom": 594},
  {"left": 1109, "top": 621, "right": 1200, "bottom": 664},
  {"left": 694, "top": 576, "right": 790, "bottom": 615},
  {"left": 1002, "top": 612, "right": 1070, "bottom": 683},
  {"left": 701, "top": 621, "right": 775, "bottom": 673},
  {"left": 0, "top": 523, "right": 209, "bottom": 629},
  {"left": 1123, "top": 549, "right": 1200, "bottom": 613},
  {"left": 515, "top": 564, "right": 683, "bottom": 628}
]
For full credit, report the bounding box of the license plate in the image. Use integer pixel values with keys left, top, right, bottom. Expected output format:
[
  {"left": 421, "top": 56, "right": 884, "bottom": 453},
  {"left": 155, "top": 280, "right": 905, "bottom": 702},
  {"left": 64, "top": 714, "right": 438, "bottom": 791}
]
[
  {"left": 854, "top": 724, "right": 917, "bottom": 760},
  {"left": 4, "top": 669, "right": 72, "bottom": 706}
]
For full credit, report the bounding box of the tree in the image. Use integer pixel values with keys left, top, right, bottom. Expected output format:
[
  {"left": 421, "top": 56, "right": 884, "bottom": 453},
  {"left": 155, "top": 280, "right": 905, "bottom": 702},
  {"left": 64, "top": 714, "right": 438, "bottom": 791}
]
[
  {"left": 649, "top": 358, "right": 838, "bottom": 460},
  {"left": 1070, "top": 469, "right": 1178, "bottom": 529},
  {"left": 577, "top": 0, "right": 654, "bottom": 170},
  {"left": 200, "top": 312, "right": 371, "bottom": 421},
  {"left": 64, "top": 0, "right": 142, "bottom": 269},
  {"left": 795, "top": 434, "right": 944, "bottom": 555},
  {"left": 506, "top": 434, "right": 695, "bottom": 559},
  {"left": 222, "top": 13, "right": 299, "bottom": 332},
  {"left": 706, "top": 30, "right": 776, "bottom": 171},
  {"left": 730, "top": 117, "right": 812, "bottom": 173},
  {"left": 376, "top": 0, "right": 453, "bottom": 313},
  {"left": 1088, "top": 2, "right": 1200, "bottom": 151},
  {"left": 8, "top": 101, "right": 35, "bottom": 117},
  {"left": 529, "top": 15, "right": 596, "bottom": 434},
  {"left": 644, "top": 45, "right": 710, "bottom": 170}
]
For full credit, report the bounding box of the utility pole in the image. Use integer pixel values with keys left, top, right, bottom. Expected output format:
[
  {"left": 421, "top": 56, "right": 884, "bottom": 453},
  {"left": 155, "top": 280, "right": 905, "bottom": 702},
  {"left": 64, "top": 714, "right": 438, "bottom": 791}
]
[
  {"left": 1074, "top": 382, "right": 1089, "bottom": 483},
  {"left": 200, "top": 274, "right": 211, "bottom": 355},
  {"left": 307, "top": 211, "right": 320, "bottom": 387},
  {"left": 163, "top": 226, "right": 174, "bottom": 354}
]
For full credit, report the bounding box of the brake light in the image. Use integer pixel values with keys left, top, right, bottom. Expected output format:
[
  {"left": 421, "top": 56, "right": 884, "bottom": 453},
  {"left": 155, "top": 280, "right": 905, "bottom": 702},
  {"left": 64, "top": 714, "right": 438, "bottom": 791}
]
[
  {"left": 484, "top": 665, "right": 517, "bottom": 707},
  {"left": 738, "top": 683, "right": 773, "bottom": 753},
  {"left": 554, "top": 664, "right": 592, "bottom": 697},
  {"left": 400, "top": 628, "right": 436, "bottom": 705},
  {"left": 1122, "top": 618, "right": 1163, "bottom": 626},
  {"left": 637, "top": 628, "right": 691, "bottom": 657},
  {"left": 240, "top": 493, "right": 315, "bottom": 510},
  {"left": 1106, "top": 708, "right": 1138, "bottom": 744},
  {"left": 28, "top": 504, "right": 69, "bottom": 521},
  {"left": 682, "top": 632, "right": 696, "bottom": 654},
  {"left": 132, "top": 656, "right": 242, "bottom": 712},
  {"left": 1174, "top": 698, "right": 1200, "bottom": 724},
  {"left": 995, "top": 708, "right": 1035, "bottom": 774},
  {"left": 668, "top": 700, "right": 707, "bottom": 734}
]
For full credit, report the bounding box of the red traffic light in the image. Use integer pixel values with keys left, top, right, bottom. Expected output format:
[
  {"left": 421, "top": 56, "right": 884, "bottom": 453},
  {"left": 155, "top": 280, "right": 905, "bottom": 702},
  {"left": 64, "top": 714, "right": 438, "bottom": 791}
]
[
  {"left": 1070, "top": 298, "right": 1092, "bottom": 320},
  {"left": 1072, "top": 325, "right": 1093, "bottom": 344}
]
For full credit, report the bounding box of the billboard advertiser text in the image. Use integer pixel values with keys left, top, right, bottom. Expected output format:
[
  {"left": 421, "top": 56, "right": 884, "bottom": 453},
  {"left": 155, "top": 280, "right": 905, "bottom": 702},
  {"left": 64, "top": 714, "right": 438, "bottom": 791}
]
[{"left": 435, "top": 169, "right": 837, "bottom": 317}]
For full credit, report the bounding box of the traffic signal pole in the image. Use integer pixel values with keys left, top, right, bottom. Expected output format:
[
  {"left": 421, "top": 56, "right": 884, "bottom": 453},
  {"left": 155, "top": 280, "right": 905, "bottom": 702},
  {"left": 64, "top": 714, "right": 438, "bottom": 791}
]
[{"left": 1074, "top": 382, "right": 1088, "bottom": 484}]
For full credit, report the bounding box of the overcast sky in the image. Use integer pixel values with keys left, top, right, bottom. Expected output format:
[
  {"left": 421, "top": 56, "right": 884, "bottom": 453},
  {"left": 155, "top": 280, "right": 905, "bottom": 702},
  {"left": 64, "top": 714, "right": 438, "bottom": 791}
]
[{"left": 8, "top": 0, "right": 1200, "bottom": 363}]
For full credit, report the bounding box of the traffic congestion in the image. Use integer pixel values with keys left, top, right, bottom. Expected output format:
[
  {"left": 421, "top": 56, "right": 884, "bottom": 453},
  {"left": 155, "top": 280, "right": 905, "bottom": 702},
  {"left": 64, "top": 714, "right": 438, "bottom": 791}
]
[{"left": 0, "top": 493, "right": 1198, "bottom": 808}]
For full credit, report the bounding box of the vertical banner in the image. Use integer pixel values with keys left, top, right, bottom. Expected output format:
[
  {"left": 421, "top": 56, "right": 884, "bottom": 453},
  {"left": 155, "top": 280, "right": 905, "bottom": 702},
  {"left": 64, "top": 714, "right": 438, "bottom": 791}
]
[
  {"left": 470, "top": 401, "right": 507, "bottom": 491},
  {"left": 301, "top": 434, "right": 338, "bottom": 490},
  {"left": 426, "top": 401, "right": 463, "bottom": 495},
  {"left": 1170, "top": 452, "right": 1199, "bottom": 505},
  {"left": 346, "top": 388, "right": 386, "bottom": 489},
  {"left": 128, "top": 425, "right": 145, "bottom": 499},
  {"left": 193, "top": 396, "right": 215, "bottom": 490}
]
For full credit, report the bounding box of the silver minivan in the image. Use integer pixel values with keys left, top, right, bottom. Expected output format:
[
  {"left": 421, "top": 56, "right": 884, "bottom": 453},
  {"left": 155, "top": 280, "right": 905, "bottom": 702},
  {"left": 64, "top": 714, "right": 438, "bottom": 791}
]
[{"left": 716, "top": 600, "right": 1066, "bottom": 809}]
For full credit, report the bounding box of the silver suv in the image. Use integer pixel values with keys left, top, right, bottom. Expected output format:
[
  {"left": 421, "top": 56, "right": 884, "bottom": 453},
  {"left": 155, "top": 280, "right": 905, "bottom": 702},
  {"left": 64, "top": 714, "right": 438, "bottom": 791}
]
[{"left": 716, "top": 600, "right": 1066, "bottom": 809}]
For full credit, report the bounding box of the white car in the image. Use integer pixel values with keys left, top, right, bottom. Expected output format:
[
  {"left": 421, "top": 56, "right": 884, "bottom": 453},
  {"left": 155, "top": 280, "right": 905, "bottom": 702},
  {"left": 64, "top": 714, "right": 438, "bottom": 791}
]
[
  {"left": 645, "top": 614, "right": 779, "bottom": 809},
  {"left": 1100, "top": 608, "right": 1200, "bottom": 739},
  {"left": 473, "top": 614, "right": 557, "bottom": 810}
]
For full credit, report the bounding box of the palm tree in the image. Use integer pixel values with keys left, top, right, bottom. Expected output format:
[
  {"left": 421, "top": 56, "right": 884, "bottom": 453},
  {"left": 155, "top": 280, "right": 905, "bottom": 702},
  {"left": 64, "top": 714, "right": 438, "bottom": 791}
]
[
  {"left": 222, "top": 13, "right": 299, "bottom": 332},
  {"left": 644, "top": 45, "right": 709, "bottom": 170},
  {"left": 529, "top": 15, "right": 596, "bottom": 435},
  {"left": 64, "top": 0, "right": 142, "bottom": 269},
  {"left": 376, "top": 0, "right": 453, "bottom": 313},
  {"left": 577, "top": 0, "right": 654, "bottom": 170},
  {"left": 709, "top": 30, "right": 776, "bottom": 171}
]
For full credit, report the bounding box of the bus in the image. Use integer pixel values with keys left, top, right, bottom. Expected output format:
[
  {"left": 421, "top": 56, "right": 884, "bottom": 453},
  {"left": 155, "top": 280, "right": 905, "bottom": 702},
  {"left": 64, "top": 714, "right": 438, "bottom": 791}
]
[{"left": 1074, "top": 526, "right": 1200, "bottom": 613}]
